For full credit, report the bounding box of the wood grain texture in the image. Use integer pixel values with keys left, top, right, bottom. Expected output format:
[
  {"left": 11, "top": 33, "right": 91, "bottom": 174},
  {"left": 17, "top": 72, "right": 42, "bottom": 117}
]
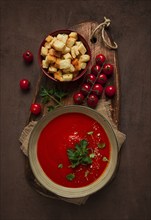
[{"left": 26, "top": 21, "right": 121, "bottom": 198}]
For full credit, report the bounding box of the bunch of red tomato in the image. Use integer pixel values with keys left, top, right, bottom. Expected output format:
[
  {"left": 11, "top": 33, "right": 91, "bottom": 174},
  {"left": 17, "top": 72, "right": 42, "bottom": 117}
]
[{"left": 73, "top": 54, "right": 116, "bottom": 108}]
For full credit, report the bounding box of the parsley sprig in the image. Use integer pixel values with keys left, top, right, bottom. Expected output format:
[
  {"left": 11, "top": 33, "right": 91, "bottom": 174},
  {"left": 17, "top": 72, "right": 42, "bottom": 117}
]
[
  {"left": 40, "top": 87, "right": 68, "bottom": 110},
  {"left": 66, "top": 173, "right": 75, "bottom": 181},
  {"left": 67, "top": 139, "right": 93, "bottom": 168}
]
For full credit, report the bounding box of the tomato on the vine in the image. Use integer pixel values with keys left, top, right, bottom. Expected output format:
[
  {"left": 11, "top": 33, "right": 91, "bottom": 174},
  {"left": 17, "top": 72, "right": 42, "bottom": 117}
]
[
  {"left": 92, "top": 84, "right": 103, "bottom": 97},
  {"left": 80, "top": 83, "right": 91, "bottom": 96},
  {"left": 103, "top": 63, "right": 114, "bottom": 76},
  {"left": 86, "top": 74, "right": 96, "bottom": 85},
  {"left": 96, "top": 74, "right": 107, "bottom": 86},
  {"left": 87, "top": 94, "right": 99, "bottom": 108},
  {"left": 95, "top": 54, "right": 106, "bottom": 66},
  {"left": 91, "top": 65, "right": 101, "bottom": 76}
]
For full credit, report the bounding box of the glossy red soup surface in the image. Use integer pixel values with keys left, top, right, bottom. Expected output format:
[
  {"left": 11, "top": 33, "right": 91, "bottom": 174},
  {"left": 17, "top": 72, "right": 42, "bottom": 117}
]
[{"left": 37, "top": 112, "right": 110, "bottom": 188}]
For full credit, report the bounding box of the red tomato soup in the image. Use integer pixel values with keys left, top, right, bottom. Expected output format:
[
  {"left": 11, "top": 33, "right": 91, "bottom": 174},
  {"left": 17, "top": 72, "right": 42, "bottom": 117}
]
[{"left": 37, "top": 112, "right": 110, "bottom": 188}]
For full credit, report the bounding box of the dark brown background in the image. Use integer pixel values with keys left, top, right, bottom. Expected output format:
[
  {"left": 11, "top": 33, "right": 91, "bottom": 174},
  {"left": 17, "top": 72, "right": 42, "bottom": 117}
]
[{"left": 0, "top": 0, "right": 151, "bottom": 220}]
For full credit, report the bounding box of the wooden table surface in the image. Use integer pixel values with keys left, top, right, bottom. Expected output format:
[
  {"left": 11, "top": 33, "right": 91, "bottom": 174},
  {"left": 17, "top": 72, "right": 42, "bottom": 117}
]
[{"left": 0, "top": 0, "right": 151, "bottom": 220}]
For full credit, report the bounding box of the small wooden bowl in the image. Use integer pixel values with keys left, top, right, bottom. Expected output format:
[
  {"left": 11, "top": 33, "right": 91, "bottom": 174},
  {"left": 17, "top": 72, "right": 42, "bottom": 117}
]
[
  {"left": 38, "top": 30, "right": 91, "bottom": 82},
  {"left": 28, "top": 105, "right": 119, "bottom": 198}
]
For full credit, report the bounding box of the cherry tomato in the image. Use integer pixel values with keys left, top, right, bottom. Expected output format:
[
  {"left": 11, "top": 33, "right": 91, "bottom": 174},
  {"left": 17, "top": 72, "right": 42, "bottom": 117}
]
[
  {"left": 91, "top": 65, "right": 101, "bottom": 76},
  {"left": 92, "top": 84, "right": 103, "bottom": 97},
  {"left": 96, "top": 74, "right": 107, "bottom": 86},
  {"left": 73, "top": 92, "right": 85, "bottom": 105},
  {"left": 96, "top": 54, "right": 106, "bottom": 66},
  {"left": 80, "top": 83, "right": 91, "bottom": 96},
  {"left": 30, "top": 103, "right": 41, "bottom": 115},
  {"left": 23, "top": 50, "right": 33, "bottom": 63},
  {"left": 105, "top": 85, "right": 116, "bottom": 98},
  {"left": 103, "top": 63, "right": 114, "bottom": 76},
  {"left": 87, "top": 94, "right": 99, "bottom": 108},
  {"left": 19, "top": 79, "right": 30, "bottom": 90},
  {"left": 86, "top": 74, "right": 96, "bottom": 85}
]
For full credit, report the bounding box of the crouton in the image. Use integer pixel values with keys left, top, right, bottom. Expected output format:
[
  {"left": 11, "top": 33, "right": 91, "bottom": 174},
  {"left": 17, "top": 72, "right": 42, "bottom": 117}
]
[
  {"left": 54, "top": 58, "right": 61, "bottom": 69},
  {"left": 72, "top": 58, "right": 79, "bottom": 66},
  {"left": 71, "top": 46, "right": 79, "bottom": 58},
  {"left": 62, "top": 64, "right": 75, "bottom": 73},
  {"left": 69, "top": 32, "right": 78, "bottom": 40},
  {"left": 42, "top": 59, "right": 49, "bottom": 69},
  {"left": 63, "top": 52, "right": 72, "bottom": 60},
  {"left": 48, "top": 48, "right": 56, "bottom": 56},
  {"left": 72, "top": 58, "right": 81, "bottom": 71},
  {"left": 41, "top": 46, "right": 48, "bottom": 57},
  {"left": 53, "top": 40, "right": 65, "bottom": 51},
  {"left": 48, "top": 48, "right": 61, "bottom": 58},
  {"left": 66, "top": 37, "right": 76, "bottom": 48},
  {"left": 80, "top": 62, "right": 87, "bottom": 69},
  {"left": 75, "top": 41, "right": 81, "bottom": 46},
  {"left": 62, "top": 73, "right": 73, "bottom": 81},
  {"left": 46, "top": 55, "right": 56, "bottom": 64},
  {"left": 54, "top": 70, "right": 63, "bottom": 81},
  {"left": 79, "top": 54, "right": 90, "bottom": 62},
  {"left": 69, "top": 64, "right": 75, "bottom": 72},
  {"left": 45, "top": 35, "right": 53, "bottom": 42},
  {"left": 62, "top": 46, "right": 70, "bottom": 54},
  {"left": 59, "top": 59, "right": 71, "bottom": 69},
  {"left": 49, "top": 37, "right": 57, "bottom": 46},
  {"left": 44, "top": 41, "right": 52, "bottom": 49},
  {"left": 57, "top": 34, "right": 68, "bottom": 44},
  {"left": 78, "top": 42, "right": 87, "bottom": 55},
  {"left": 48, "top": 66, "right": 57, "bottom": 73}
]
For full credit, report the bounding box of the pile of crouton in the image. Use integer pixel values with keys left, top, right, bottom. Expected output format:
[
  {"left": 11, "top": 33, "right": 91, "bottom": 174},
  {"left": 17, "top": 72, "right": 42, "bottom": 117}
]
[{"left": 40, "top": 31, "right": 90, "bottom": 81}]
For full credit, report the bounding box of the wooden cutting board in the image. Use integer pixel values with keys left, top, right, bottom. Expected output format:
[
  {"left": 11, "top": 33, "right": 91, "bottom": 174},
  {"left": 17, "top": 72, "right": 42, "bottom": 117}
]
[{"left": 25, "top": 21, "right": 120, "bottom": 199}]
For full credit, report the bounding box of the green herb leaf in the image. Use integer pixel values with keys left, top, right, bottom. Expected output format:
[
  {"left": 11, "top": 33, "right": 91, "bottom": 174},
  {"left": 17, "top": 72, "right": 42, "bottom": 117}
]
[
  {"left": 87, "top": 131, "right": 94, "bottom": 135},
  {"left": 40, "top": 87, "right": 54, "bottom": 104},
  {"left": 102, "top": 156, "right": 109, "bottom": 162},
  {"left": 67, "top": 148, "right": 81, "bottom": 168},
  {"left": 80, "top": 139, "right": 88, "bottom": 148},
  {"left": 53, "top": 89, "right": 68, "bottom": 101},
  {"left": 66, "top": 173, "right": 75, "bottom": 181},
  {"left": 97, "top": 142, "right": 106, "bottom": 149},
  {"left": 89, "top": 153, "right": 95, "bottom": 158},
  {"left": 47, "top": 105, "right": 55, "bottom": 112},
  {"left": 58, "top": 163, "right": 63, "bottom": 169},
  {"left": 40, "top": 87, "right": 67, "bottom": 107},
  {"left": 67, "top": 149, "right": 76, "bottom": 160},
  {"left": 81, "top": 156, "right": 92, "bottom": 165},
  {"left": 67, "top": 139, "right": 93, "bottom": 168},
  {"left": 85, "top": 170, "right": 89, "bottom": 178},
  {"left": 42, "top": 96, "right": 50, "bottom": 104}
]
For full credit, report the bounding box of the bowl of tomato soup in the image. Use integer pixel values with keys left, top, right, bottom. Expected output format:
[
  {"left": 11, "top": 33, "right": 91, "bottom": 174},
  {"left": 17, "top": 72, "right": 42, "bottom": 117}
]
[{"left": 28, "top": 105, "right": 118, "bottom": 198}]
